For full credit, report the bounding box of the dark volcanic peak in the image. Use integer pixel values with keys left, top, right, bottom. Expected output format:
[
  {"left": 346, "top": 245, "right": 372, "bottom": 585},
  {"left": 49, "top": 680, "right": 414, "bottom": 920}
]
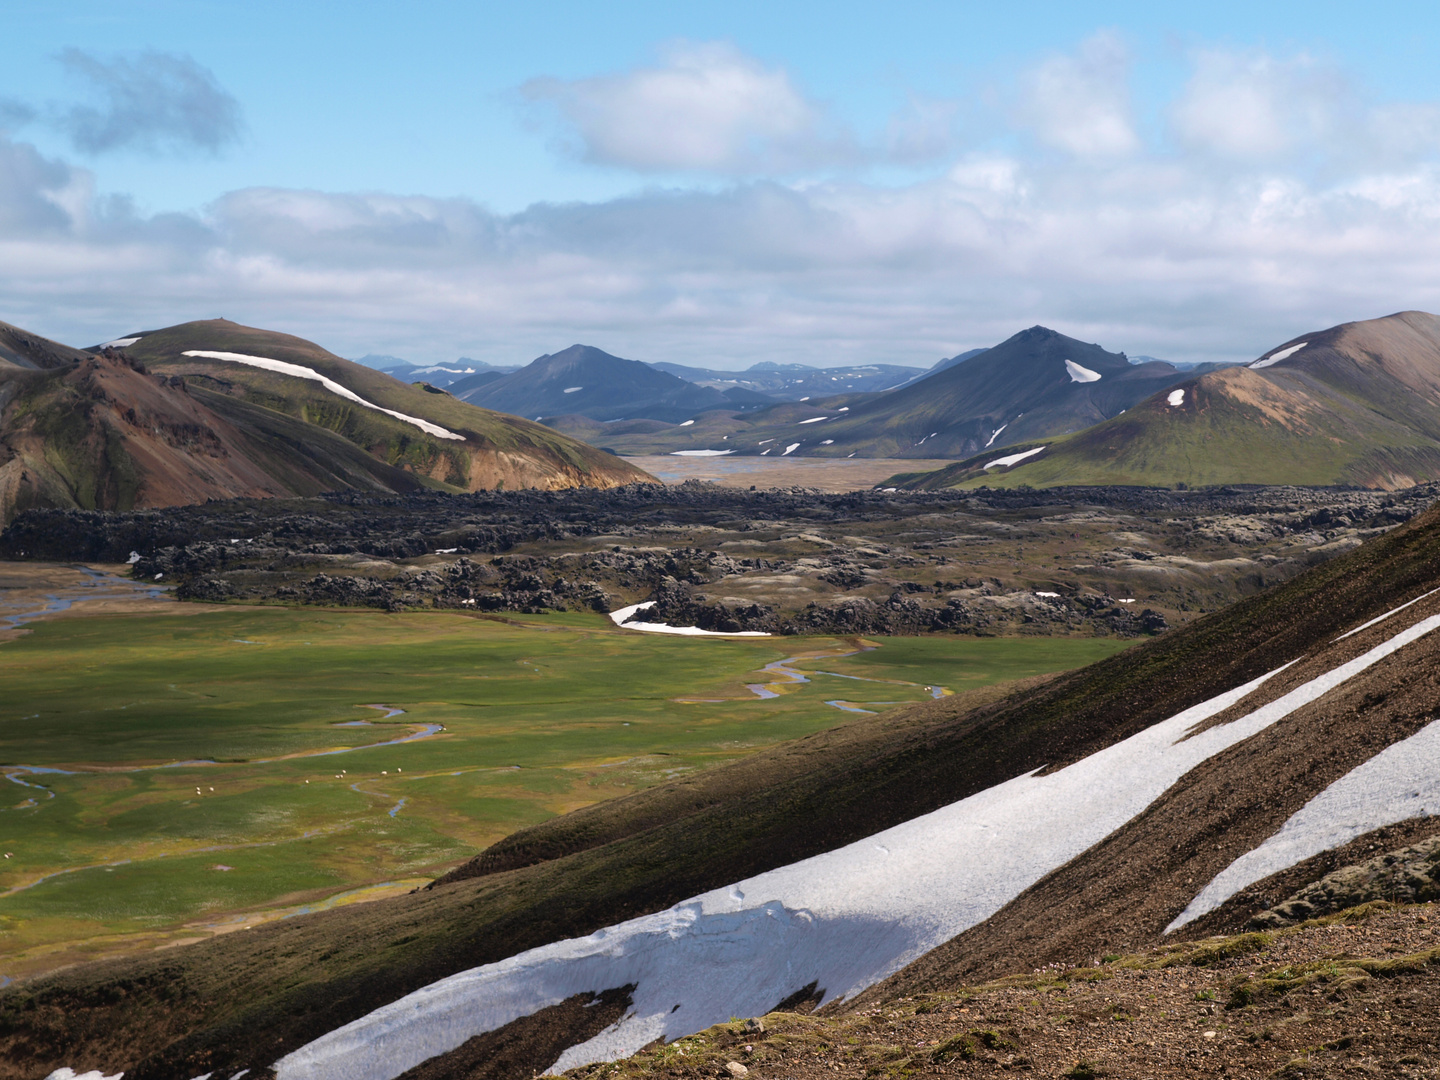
[
  {"left": 929, "top": 346, "right": 990, "bottom": 372},
  {"left": 463, "top": 344, "right": 728, "bottom": 422}
]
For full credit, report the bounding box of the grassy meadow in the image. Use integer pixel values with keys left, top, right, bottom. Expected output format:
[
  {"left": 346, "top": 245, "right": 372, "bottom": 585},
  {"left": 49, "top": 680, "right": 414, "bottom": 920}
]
[{"left": 0, "top": 604, "right": 1129, "bottom": 976}]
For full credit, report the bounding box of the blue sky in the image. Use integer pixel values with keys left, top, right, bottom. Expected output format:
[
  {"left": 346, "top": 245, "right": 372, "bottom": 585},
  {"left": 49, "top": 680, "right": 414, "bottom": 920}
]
[{"left": 6, "top": 0, "right": 1440, "bottom": 367}]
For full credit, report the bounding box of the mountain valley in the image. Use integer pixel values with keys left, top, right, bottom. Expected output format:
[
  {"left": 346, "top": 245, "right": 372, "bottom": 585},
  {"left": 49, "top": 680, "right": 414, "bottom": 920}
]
[{"left": 4, "top": 479, "right": 1440, "bottom": 1078}]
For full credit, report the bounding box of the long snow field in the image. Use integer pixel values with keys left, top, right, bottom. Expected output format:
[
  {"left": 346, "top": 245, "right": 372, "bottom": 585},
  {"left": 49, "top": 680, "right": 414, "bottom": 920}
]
[{"left": 181, "top": 351, "right": 465, "bottom": 440}]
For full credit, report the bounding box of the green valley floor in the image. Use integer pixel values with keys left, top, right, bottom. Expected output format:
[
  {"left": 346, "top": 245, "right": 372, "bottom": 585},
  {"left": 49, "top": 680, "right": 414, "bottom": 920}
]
[{"left": 0, "top": 574, "right": 1127, "bottom": 981}]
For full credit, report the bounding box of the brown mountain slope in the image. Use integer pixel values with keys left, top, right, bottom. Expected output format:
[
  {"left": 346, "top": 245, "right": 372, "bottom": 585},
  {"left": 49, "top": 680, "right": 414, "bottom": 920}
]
[
  {"left": 0, "top": 319, "right": 655, "bottom": 522},
  {"left": 0, "top": 351, "right": 423, "bottom": 521},
  {"left": 122, "top": 320, "right": 655, "bottom": 494}
]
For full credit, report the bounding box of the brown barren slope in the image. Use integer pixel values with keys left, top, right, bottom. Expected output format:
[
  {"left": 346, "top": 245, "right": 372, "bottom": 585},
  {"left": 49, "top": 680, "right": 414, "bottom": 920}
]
[{"left": 0, "top": 318, "right": 655, "bottom": 523}]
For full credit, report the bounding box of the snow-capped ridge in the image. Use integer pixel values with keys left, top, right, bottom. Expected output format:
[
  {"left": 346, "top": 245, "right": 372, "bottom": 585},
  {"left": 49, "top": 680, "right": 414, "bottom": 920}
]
[{"left": 1251, "top": 342, "right": 1308, "bottom": 369}]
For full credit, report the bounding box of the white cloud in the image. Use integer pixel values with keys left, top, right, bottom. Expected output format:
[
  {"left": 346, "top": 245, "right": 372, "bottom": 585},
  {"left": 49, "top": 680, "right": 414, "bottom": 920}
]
[
  {"left": 523, "top": 41, "right": 847, "bottom": 174},
  {"left": 1017, "top": 31, "right": 1139, "bottom": 158},
  {"left": 10, "top": 39, "right": 1440, "bottom": 370},
  {"left": 1171, "top": 50, "right": 1339, "bottom": 159}
]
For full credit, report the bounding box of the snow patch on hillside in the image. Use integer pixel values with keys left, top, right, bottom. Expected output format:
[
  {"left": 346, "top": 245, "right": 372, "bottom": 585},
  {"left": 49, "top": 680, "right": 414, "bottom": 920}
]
[
  {"left": 99, "top": 337, "right": 139, "bottom": 349},
  {"left": 1251, "top": 342, "right": 1307, "bottom": 369},
  {"left": 1167, "top": 389, "right": 1185, "bottom": 407},
  {"left": 608, "top": 601, "right": 769, "bottom": 637},
  {"left": 984, "top": 424, "right": 1007, "bottom": 448},
  {"left": 670, "top": 449, "right": 733, "bottom": 457},
  {"left": 985, "top": 446, "right": 1046, "bottom": 469},
  {"left": 182, "top": 351, "right": 464, "bottom": 440},
  {"left": 1168, "top": 717, "right": 1440, "bottom": 931},
  {"left": 564, "top": 386, "right": 583, "bottom": 393},
  {"left": 1065, "top": 359, "right": 1102, "bottom": 383}
]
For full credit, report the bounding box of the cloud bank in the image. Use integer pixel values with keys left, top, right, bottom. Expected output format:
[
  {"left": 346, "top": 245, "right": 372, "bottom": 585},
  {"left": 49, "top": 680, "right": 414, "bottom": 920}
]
[{"left": 6, "top": 35, "right": 1440, "bottom": 369}]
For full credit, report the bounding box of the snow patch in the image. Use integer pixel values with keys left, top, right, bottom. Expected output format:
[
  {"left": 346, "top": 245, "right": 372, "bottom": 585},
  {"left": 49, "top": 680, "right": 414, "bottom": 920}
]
[
  {"left": 984, "top": 424, "right": 1007, "bottom": 448},
  {"left": 126, "top": 551, "right": 141, "bottom": 564},
  {"left": 837, "top": 407, "right": 849, "bottom": 412},
  {"left": 820, "top": 439, "right": 834, "bottom": 445},
  {"left": 608, "top": 602, "right": 769, "bottom": 637},
  {"left": 1251, "top": 342, "right": 1307, "bottom": 369},
  {"left": 181, "top": 352, "right": 464, "bottom": 440},
  {"left": 670, "top": 449, "right": 734, "bottom": 457},
  {"left": 985, "top": 446, "right": 1046, "bottom": 469},
  {"left": 563, "top": 386, "right": 583, "bottom": 393},
  {"left": 1167, "top": 389, "right": 1185, "bottom": 407},
  {"left": 1065, "top": 359, "right": 1102, "bottom": 383},
  {"left": 782, "top": 443, "right": 800, "bottom": 456},
  {"left": 1169, "top": 716, "right": 1440, "bottom": 932},
  {"left": 99, "top": 337, "right": 139, "bottom": 349},
  {"left": 798, "top": 416, "right": 828, "bottom": 424},
  {"left": 678, "top": 420, "right": 695, "bottom": 427},
  {"left": 1035, "top": 592, "right": 1060, "bottom": 598}
]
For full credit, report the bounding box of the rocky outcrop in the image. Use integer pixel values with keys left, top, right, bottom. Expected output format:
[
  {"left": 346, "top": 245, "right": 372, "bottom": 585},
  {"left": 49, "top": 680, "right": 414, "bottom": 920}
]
[{"left": 1249, "top": 835, "right": 1440, "bottom": 929}]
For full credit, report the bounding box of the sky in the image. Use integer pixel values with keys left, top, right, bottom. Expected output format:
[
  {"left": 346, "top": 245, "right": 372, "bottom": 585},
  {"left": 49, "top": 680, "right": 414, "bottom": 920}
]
[{"left": 6, "top": 1, "right": 1440, "bottom": 369}]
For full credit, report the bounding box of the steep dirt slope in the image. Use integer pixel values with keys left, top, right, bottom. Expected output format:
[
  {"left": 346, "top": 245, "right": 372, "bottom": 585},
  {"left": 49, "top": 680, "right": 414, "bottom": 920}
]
[
  {"left": 7, "top": 501, "right": 1440, "bottom": 1078},
  {"left": 0, "top": 351, "right": 432, "bottom": 523},
  {"left": 898, "top": 310, "right": 1440, "bottom": 491},
  {"left": 586, "top": 904, "right": 1440, "bottom": 1080}
]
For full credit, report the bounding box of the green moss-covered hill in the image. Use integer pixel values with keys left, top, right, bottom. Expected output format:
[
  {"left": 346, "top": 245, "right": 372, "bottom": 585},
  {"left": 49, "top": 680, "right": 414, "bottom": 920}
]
[{"left": 893, "top": 310, "right": 1440, "bottom": 491}]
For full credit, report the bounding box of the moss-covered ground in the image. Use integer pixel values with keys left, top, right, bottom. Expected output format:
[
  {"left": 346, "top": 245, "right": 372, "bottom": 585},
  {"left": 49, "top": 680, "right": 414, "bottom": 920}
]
[{"left": 0, "top": 606, "right": 1125, "bottom": 976}]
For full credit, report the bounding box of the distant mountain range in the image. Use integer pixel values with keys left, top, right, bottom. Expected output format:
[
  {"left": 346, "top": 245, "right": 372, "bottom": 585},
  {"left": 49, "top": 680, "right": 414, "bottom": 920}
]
[
  {"left": 895, "top": 311, "right": 1440, "bottom": 491},
  {"left": 578, "top": 326, "right": 1197, "bottom": 459},
  {"left": 650, "top": 359, "right": 929, "bottom": 399},
  {"left": 457, "top": 344, "right": 734, "bottom": 423},
  {"left": 357, "top": 355, "right": 521, "bottom": 390},
  {"left": 0, "top": 320, "right": 652, "bottom": 523}
]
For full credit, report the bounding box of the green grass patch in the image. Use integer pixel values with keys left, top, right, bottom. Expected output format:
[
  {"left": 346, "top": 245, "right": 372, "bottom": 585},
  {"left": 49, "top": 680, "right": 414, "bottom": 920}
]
[{"left": 0, "top": 606, "right": 1127, "bottom": 964}]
